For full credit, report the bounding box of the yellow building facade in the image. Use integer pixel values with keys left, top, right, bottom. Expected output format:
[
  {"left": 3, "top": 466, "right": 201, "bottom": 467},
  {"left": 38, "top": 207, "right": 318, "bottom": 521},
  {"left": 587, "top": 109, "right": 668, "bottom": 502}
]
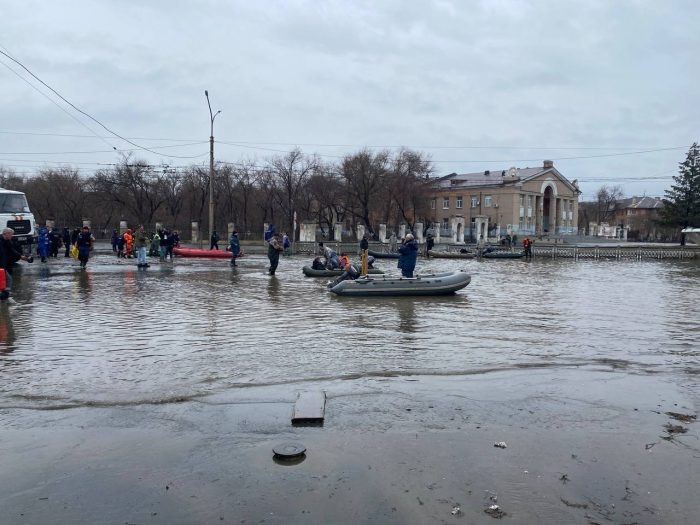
[{"left": 427, "top": 160, "right": 580, "bottom": 242}]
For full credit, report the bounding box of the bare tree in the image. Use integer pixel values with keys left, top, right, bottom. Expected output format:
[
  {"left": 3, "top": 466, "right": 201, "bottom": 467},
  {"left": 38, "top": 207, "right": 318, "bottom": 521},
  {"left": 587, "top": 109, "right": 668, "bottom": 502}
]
[
  {"left": 0, "top": 166, "right": 25, "bottom": 191},
  {"left": 385, "top": 149, "right": 433, "bottom": 232},
  {"left": 269, "top": 148, "right": 318, "bottom": 235},
  {"left": 342, "top": 149, "right": 390, "bottom": 238},
  {"left": 92, "top": 157, "right": 168, "bottom": 226},
  {"left": 595, "top": 185, "right": 624, "bottom": 223}
]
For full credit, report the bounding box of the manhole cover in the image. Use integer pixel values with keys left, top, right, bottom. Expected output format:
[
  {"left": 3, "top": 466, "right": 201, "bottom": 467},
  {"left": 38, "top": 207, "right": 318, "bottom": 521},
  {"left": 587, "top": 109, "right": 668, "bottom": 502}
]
[{"left": 273, "top": 442, "right": 306, "bottom": 459}]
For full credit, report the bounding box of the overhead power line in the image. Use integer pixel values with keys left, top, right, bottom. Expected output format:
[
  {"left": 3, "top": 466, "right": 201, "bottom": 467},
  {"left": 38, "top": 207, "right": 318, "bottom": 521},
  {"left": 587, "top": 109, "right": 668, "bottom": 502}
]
[
  {"left": 0, "top": 130, "right": 690, "bottom": 154},
  {"left": 0, "top": 48, "right": 206, "bottom": 160},
  {"left": 0, "top": 53, "right": 119, "bottom": 151}
]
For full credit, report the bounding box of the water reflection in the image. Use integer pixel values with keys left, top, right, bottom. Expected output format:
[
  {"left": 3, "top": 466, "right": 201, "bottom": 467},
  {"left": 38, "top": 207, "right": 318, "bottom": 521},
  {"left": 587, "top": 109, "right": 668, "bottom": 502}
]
[
  {"left": 267, "top": 276, "right": 281, "bottom": 302},
  {"left": 74, "top": 269, "right": 93, "bottom": 300},
  {"left": 0, "top": 312, "right": 15, "bottom": 353},
  {"left": 396, "top": 298, "right": 416, "bottom": 334},
  {"left": 0, "top": 255, "right": 697, "bottom": 408}
]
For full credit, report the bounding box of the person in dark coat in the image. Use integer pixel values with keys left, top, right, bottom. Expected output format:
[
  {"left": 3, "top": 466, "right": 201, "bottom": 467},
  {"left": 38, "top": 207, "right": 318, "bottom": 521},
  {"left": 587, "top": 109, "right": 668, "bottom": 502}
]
[
  {"left": 76, "top": 226, "right": 95, "bottom": 269},
  {"left": 111, "top": 229, "right": 120, "bottom": 252},
  {"left": 50, "top": 228, "right": 62, "bottom": 258},
  {"left": 210, "top": 230, "right": 219, "bottom": 250},
  {"left": 359, "top": 234, "right": 369, "bottom": 252},
  {"left": 229, "top": 231, "right": 241, "bottom": 266},
  {"left": 162, "top": 229, "right": 174, "bottom": 261},
  {"left": 62, "top": 228, "right": 71, "bottom": 257},
  {"left": 0, "top": 227, "right": 32, "bottom": 302},
  {"left": 397, "top": 234, "right": 419, "bottom": 278},
  {"left": 425, "top": 232, "right": 435, "bottom": 257},
  {"left": 70, "top": 228, "right": 80, "bottom": 248},
  {"left": 267, "top": 232, "right": 284, "bottom": 275}
]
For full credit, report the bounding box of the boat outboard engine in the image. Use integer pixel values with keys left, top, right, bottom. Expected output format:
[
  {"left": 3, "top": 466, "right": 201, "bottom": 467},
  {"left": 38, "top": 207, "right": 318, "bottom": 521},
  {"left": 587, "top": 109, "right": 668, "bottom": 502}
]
[{"left": 327, "top": 264, "right": 361, "bottom": 289}]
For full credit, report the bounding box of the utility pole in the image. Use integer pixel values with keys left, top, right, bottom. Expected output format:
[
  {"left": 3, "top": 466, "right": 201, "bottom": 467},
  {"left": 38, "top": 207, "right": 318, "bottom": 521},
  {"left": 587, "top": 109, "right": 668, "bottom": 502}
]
[{"left": 205, "top": 90, "right": 221, "bottom": 248}]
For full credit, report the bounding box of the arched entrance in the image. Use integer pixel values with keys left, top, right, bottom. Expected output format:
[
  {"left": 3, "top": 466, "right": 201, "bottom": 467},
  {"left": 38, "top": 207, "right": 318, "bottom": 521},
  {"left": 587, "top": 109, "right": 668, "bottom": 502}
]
[
  {"left": 456, "top": 222, "right": 463, "bottom": 243},
  {"left": 543, "top": 186, "right": 553, "bottom": 233}
]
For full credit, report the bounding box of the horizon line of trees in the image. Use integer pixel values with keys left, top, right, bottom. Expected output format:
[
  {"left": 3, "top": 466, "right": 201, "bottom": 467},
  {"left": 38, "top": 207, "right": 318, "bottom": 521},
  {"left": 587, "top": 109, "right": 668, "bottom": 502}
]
[
  {"left": 0, "top": 148, "right": 433, "bottom": 240},
  {"left": 1, "top": 143, "right": 697, "bottom": 241}
]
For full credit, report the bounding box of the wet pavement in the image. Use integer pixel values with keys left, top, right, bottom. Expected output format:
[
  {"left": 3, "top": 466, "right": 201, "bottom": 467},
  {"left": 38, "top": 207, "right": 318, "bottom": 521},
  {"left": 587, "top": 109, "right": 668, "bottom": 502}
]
[{"left": 0, "top": 253, "right": 698, "bottom": 523}]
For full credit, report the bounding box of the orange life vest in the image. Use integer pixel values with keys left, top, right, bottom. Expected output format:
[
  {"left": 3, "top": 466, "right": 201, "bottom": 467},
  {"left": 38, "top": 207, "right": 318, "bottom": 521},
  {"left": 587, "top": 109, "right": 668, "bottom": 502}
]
[{"left": 339, "top": 255, "right": 350, "bottom": 268}]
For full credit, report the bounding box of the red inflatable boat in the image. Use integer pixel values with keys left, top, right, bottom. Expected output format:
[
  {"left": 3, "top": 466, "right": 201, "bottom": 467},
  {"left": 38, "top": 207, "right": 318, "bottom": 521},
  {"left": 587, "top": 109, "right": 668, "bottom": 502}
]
[{"left": 173, "top": 247, "right": 244, "bottom": 259}]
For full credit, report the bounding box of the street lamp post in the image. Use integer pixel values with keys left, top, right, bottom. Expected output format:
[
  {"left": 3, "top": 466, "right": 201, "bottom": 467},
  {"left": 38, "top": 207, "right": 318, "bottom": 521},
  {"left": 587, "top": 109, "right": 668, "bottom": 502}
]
[{"left": 205, "top": 90, "right": 221, "bottom": 248}]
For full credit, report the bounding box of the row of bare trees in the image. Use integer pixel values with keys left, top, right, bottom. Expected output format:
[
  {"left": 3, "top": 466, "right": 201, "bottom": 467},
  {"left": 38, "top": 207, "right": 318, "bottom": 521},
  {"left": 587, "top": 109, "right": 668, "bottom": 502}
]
[{"left": 0, "top": 148, "right": 433, "bottom": 239}]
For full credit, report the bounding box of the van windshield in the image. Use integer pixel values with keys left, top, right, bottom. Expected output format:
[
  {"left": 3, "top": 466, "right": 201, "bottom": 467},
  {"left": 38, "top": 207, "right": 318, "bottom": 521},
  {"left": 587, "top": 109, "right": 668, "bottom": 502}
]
[{"left": 0, "top": 194, "right": 30, "bottom": 213}]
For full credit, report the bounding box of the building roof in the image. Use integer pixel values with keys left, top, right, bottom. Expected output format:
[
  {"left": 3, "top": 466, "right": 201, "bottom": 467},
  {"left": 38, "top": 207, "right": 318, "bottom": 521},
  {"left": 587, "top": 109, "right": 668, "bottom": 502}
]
[
  {"left": 434, "top": 167, "right": 543, "bottom": 189},
  {"left": 617, "top": 196, "right": 664, "bottom": 210},
  {"left": 431, "top": 161, "right": 579, "bottom": 193}
]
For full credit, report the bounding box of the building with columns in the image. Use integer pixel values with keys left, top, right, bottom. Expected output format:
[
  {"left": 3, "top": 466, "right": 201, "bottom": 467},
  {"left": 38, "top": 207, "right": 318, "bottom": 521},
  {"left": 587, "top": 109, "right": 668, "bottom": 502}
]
[{"left": 427, "top": 160, "right": 580, "bottom": 242}]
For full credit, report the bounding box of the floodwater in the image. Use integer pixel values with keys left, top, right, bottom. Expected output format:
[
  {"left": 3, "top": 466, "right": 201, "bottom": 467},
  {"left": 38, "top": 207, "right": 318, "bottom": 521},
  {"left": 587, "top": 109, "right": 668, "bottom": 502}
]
[{"left": 1, "top": 252, "right": 698, "bottom": 410}]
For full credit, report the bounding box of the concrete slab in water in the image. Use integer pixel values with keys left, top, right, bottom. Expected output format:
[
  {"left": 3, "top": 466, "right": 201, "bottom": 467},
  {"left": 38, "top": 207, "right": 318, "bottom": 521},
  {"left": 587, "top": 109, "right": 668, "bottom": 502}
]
[{"left": 292, "top": 391, "right": 326, "bottom": 425}]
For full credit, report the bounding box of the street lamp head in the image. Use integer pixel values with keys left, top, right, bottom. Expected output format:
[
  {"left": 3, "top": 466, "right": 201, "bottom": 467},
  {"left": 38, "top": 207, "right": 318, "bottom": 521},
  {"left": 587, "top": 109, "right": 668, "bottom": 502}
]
[{"left": 205, "top": 90, "right": 209, "bottom": 97}]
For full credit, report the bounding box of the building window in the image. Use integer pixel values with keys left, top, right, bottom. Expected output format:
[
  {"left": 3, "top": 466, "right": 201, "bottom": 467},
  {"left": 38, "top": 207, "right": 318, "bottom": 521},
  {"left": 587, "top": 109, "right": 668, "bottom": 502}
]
[
  {"left": 471, "top": 196, "right": 478, "bottom": 208},
  {"left": 484, "top": 195, "right": 493, "bottom": 207},
  {"left": 519, "top": 194, "right": 524, "bottom": 207},
  {"left": 443, "top": 197, "right": 449, "bottom": 209},
  {"left": 456, "top": 196, "right": 463, "bottom": 209},
  {"left": 442, "top": 218, "right": 449, "bottom": 231},
  {"left": 430, "top": 199, "right": 436, "bottom": 210}
]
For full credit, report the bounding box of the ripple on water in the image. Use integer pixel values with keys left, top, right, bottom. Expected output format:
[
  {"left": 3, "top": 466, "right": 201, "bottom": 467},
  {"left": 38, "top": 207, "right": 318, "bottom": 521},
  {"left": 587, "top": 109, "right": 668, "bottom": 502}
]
[{"left": 0, "top": 255, "right": 698, "bottom": 408}]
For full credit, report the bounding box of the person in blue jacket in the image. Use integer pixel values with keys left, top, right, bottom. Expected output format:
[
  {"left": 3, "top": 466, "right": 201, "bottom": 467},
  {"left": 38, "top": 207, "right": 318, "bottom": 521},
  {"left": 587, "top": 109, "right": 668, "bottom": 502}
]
[
  {"left": 397, "top": 233, "right": 419, "bottom": 278},
  {"left": 264, "top": 224, "right": 275, "bottom": 242},
  {"left": 229, "top": 231, "right": 241, "bottom": 266},
  {"left": 37, "top": 226, "right": 50, "bottom": 262}
]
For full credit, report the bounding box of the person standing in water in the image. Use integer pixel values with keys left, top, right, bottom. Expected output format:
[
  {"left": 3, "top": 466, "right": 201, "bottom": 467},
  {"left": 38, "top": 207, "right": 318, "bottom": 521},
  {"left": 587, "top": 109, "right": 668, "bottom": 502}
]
[
  {"left": 267, "top": 232, "right": 284, "bottom": 275},
  {"left": 135, "top": 225, "right": 149, "bottom": 268},
  {"left": 76, "top": 226, "right": 94, "bottom": 269},
  {"left": 229, "top": 230, "right": 241, "bottom": 266},
  {"left": 0, "top": 227, "right": 33, "bottom": 303},
  {"left": 62, "top": 227, "right": 71, "bottom": 257}
]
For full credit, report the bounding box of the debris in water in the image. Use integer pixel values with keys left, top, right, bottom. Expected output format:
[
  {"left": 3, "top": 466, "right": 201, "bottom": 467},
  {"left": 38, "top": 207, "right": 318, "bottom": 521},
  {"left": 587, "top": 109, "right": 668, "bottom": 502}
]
[
  {"left": 665, "top": 412, "right": 696, "bottom": 423},
  {"left": 663, "top": 423, "right": 688, "bottom": 435},
  {"left": 559, "top": 474, "right": 569, "bottom": 484},
  {"left": 560, "top": 497, "right": 588, "bottom": 509},
  {"left": 485, "top": 504, "right": 506, "bottom": 518},
  {"left": 645, "top": 442, "right": 656, "bottom": 450},
  {"left": 494, "top": 441, "right": 507, "bottom": 449},
  {"left": 451, "top": 505, "right": 462, "bottom": 516}
]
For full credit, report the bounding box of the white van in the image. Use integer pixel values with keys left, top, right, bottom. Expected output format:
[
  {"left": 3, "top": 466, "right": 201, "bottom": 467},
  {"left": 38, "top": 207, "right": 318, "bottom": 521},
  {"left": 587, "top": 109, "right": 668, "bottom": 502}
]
[{"left": 0, "top": 188, "right": 36, "bottom": 248}]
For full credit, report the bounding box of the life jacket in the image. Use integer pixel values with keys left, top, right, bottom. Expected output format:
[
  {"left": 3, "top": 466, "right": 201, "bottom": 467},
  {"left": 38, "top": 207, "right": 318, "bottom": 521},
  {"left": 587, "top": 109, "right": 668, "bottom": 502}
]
[{"left": 338, "top": 255, "right": 350, "bottom": 268}]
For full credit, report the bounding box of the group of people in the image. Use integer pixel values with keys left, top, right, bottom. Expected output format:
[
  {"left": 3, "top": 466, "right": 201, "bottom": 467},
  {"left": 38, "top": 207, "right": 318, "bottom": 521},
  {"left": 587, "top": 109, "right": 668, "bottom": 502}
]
[
  {"left": 111, "top": 227, "right": 180, "bottom": 264},
  {"left": 0, "top": 224, "right": 97, "bottom": 303},
  {"left": 34, "top": 227, "right": 91, "bottom": 262}
]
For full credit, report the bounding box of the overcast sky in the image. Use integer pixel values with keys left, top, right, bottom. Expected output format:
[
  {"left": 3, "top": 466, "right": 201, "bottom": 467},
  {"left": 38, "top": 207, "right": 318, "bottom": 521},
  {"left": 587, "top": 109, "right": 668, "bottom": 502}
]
[{"left": 1, "top": 0, "right": 698, "bottom": 200}]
